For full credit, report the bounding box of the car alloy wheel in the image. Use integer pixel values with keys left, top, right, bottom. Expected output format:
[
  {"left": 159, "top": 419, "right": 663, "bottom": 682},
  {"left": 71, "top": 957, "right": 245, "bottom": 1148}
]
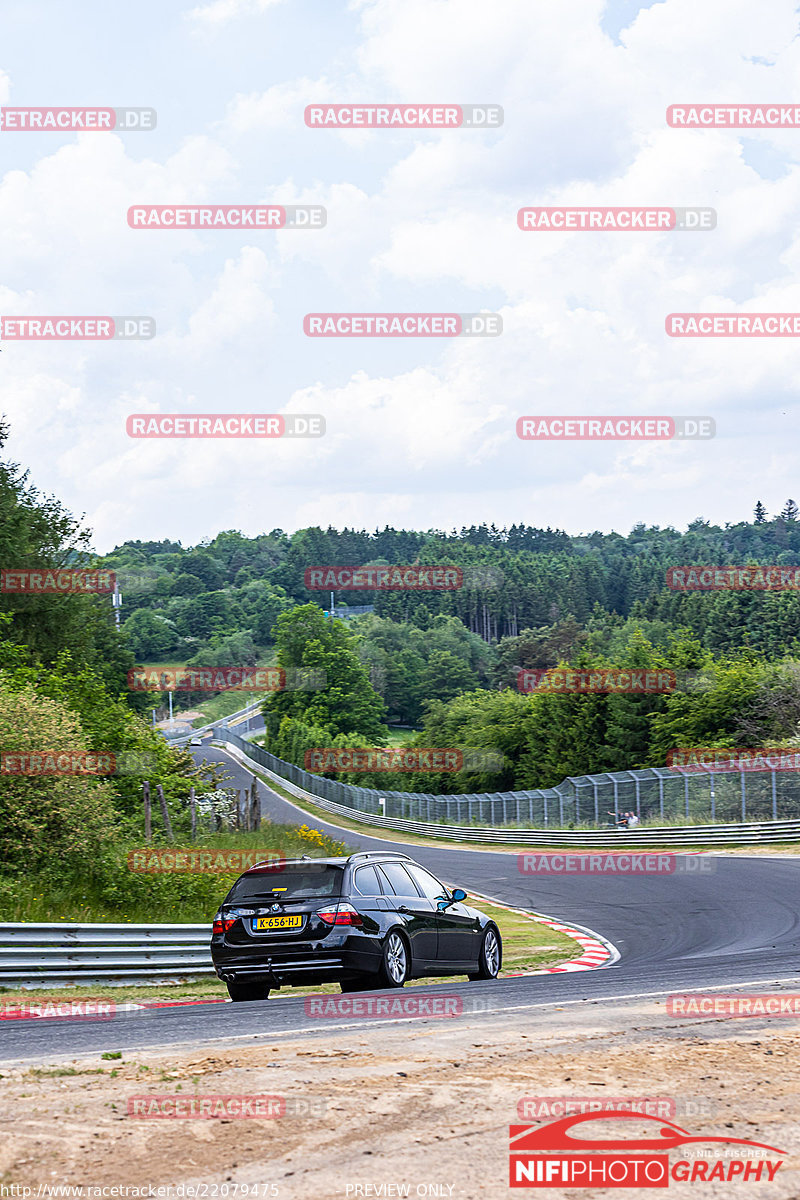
[
  {"left": 469, "top": 927, "right": 501, "bottom": 980},
  {"left": 483, "top": 928, "right": 500, "bottom": 975},
  {"left": 381, "top": 931, "right": 409, "bottom": 987}
]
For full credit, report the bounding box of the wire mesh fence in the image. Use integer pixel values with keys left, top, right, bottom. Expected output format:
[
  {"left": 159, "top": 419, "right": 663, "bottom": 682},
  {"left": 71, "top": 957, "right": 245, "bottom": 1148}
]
[{"left": 216, "top": 729, "right": 800, "bottom": 828}]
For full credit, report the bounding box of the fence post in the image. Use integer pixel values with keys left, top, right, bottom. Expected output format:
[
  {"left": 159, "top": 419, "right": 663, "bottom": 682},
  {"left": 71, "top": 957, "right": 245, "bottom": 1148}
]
[
  {"left": 155, "top": 784, "right": 174, "bottom": 842},
  {"left": 685, "top": 774, "right": 690, "bottom": 820},
  {"left": 251, "top": 778, "right": 260, "bottom": 831},
  {"left": 772, "top": 769, "right": 778, "bottom": 820},
  {"left": 235, "top": 789, "right": 243, "bottom": 829},
  {"left": 143, "top": 781, "right": 151, "bottom": 842},
  {"left": 189, "top": 786, "right": 196, "bottom": 842},
  {"left": 710, "top": 774, "right": 715, "bottom": 822},
  {"left": 741, "top": 770, "right": 746, "bottom": 822},
  {"left": 658, "top": 776, "right": 664, "bottom": 819}
]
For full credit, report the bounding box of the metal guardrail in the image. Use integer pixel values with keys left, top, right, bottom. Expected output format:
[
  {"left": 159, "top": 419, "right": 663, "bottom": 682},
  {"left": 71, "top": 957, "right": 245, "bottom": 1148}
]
[
  {"left": 220, "top": 737, "right": 800, "bottom": 848},
  {"left": 0, "top": 923, "right": 214, "bottom": 987},
  {"left": 164, "top": 700, "right": 263, "bottom": 744}
]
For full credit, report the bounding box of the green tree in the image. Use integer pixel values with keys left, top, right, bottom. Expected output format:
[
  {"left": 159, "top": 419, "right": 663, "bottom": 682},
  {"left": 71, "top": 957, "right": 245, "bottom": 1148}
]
[
  {"left": 264, "top": 605, "right": 387, "bottom": 740},
  {"left": 122, "top": 609, "right": 182, "bottom": 660},
  {"left": 0, "top": 419, "right": 137, "bottom": 699},
  {"left": 419, "top": 649, "right": 479, "bottom": 705},
  {"left": 0, "top": 677, "right": 118, "bottom": 869}
]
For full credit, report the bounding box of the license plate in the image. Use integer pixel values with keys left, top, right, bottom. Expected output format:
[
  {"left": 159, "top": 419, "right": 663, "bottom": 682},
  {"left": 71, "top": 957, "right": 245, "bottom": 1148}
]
[{"left": 252, "top": 915, "right": 303, "bottom": 931}]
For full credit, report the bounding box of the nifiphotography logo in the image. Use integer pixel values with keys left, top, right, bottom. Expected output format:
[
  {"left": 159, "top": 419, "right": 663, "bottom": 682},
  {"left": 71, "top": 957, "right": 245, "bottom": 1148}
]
[{"left": 509, "top": 1111, "right": 785, "bottom": 1187}]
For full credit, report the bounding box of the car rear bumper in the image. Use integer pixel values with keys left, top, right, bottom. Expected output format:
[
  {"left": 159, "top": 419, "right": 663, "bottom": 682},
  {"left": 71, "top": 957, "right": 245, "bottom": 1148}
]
[{"left": 211, "top": 938, "right": 382, "bottom": 987}]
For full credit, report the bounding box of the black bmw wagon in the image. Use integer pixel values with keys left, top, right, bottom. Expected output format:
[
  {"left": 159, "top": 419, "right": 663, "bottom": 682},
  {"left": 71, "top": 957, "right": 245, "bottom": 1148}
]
[{"left": 211, "top": 851, "right": 502, "bottom": 1001}]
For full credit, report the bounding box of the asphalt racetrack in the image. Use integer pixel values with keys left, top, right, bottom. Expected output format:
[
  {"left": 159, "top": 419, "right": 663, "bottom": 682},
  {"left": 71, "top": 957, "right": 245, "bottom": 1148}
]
[{"left": 4, "top": 742, "right": 800, "bottom": 1062}]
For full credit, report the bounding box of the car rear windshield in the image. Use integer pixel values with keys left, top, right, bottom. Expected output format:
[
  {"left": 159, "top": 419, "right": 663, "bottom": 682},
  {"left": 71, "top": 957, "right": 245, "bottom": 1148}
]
[{"left": 227, "top": 865, "right": 344, "bottom": 901}]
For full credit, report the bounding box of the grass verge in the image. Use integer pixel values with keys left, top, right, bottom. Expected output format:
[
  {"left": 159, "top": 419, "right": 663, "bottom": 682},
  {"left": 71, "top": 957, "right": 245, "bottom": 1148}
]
[{"left": 0, "top": 824, "right": 350, "bottom": 924}]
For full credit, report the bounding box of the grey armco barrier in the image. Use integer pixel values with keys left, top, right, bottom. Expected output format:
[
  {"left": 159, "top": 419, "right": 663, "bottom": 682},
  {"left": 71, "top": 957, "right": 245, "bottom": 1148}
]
[
  {"left": 0, "top": 923, "right": 214, "bottom": 987},
  {"left": 217, "top": 729, "right": 800, "bottom": 848}
]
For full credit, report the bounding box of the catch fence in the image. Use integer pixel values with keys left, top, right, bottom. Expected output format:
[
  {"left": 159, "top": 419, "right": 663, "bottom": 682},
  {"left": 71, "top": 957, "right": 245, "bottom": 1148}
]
[{"left": 215, "top": 729, "right": 800, "bottom": 828}]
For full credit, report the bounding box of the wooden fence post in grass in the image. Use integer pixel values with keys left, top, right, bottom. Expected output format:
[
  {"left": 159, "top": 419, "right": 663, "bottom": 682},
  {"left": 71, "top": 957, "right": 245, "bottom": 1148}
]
[
  {"left": 143, "top": 781, "right": 151, "bottom": 843},
  {"left": 156, "top": 783, "right": 174, "bottom": 842},
  {"left": 189, "top": 786, "right": 196, "bottom": 842},
  {"left": 250, "top": 777, "right": 260, "bottom": 831}
]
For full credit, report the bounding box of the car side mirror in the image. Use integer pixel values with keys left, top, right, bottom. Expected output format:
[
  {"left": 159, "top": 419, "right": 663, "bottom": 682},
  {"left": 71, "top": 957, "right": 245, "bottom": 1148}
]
[{"left": 437, "top": 887, "right": 467, "bottom": 910}]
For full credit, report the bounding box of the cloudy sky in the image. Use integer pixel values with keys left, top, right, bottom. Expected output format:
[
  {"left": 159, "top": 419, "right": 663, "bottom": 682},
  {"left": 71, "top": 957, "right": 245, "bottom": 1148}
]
[{"left": 1, "top": 0, "right": 798, "bottom": 553}]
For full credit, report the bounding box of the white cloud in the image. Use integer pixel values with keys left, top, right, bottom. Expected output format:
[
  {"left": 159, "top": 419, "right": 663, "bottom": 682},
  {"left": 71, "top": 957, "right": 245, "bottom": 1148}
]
[
  {"left": 4, "top": 0, "right": 800, "bottom": 549},
  {"left": 188, "top": 0, "right": 286, "bottom": 29}
]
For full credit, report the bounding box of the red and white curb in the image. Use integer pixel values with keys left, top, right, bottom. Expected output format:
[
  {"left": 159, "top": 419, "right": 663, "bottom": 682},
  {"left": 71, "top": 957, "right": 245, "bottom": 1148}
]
[{"left": 464, "top": 890, "right": 619, "bottom": 977}]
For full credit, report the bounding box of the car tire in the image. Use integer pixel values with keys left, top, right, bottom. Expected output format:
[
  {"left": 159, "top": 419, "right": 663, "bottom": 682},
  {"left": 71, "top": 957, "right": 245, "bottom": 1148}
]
[
  {"left": 468, "top": 926, "right": 502, "bottom": 980},
  {"left": 226, "top": 980, "right": 271, "bottom": 1002},
  {"left": 377, "top": 930, "right": 410, "bottom": 988},
  {"left": 340, "top": 978, "right": 380, "bottom": 992}
]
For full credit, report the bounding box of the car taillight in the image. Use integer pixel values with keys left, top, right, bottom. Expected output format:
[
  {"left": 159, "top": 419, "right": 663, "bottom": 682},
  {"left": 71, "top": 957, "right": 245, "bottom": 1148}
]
[
  {"left": 316, "top": 903, "right": 363, "bottom": 927},
  {"left": 212, "top": 913, "right": 237, "bottom": 934}
]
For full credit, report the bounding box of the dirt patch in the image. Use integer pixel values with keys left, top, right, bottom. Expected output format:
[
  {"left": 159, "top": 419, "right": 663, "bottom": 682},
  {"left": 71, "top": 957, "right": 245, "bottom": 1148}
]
[{"left": 2, "top": 998, "right": 799, "bottom": 1197}]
